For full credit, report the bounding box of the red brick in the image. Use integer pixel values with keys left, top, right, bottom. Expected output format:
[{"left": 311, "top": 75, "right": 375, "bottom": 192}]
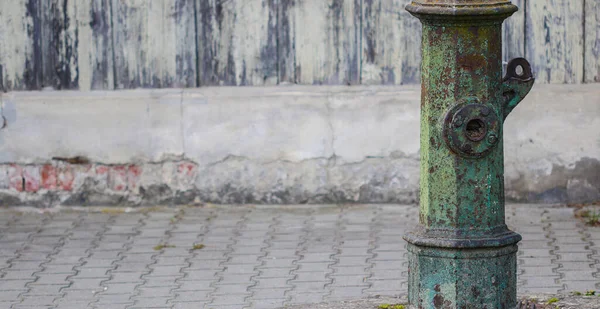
[
  {"left": 57, "top": 164, "right": 75, "bottom": 191},
  {"left": 93, "top": 165, "right": 110, "bottom": 190},
  {"left": 178, "top": 162, "right": 196, "bottom": 176},
  {"left": 95, "top": 165, "right": 109, "bottom": 175},
  {"left": 41, "top": 164, "right": 58, "bottom": 190},
  {"left": 176, "top": 161, "right": 197, "bottom": 188},
  {"left": 127, "top": 165, "right": 142, "bottom": 191},
  {"left": 23, "top": 166, "right": 40, "bottom": 192},
  {"left": 8, "top": 165, "right": 23, "bottom": 192},
  {"left": 109, "top": 165, "right": 128, "bottom": 191}
]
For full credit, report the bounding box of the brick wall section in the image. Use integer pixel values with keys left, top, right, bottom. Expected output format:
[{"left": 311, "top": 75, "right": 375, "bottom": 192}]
[{"left": 0, "top": 161, "right": 198, "bottom": 206}]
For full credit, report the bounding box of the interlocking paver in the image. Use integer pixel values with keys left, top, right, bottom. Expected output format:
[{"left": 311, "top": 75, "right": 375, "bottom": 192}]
[
  {"left": 16, "top": 294, "right": 56, "bottom": 306},
  {"left": 253, "top": 277, "right": 292, "bottom": 289},
  {"left": 260, "top": 258, "right": 296, "bottom": 268},
  {"left": 129, "top": 296, "right": 170, "bottom": 307},
  {"left": 208, "top": 293, "right": 250, "bottom": 306},
  {"left": 0, "top": 204, "right": 597, "bottom": 309},
  {"left": 286, "top": 292, "right": 327, "bottom": 304},
  {"left": 81, "top": 259, "right": 116, "bottom": 268},
  {"left": 249, "top": 298, "right": 286, "bottom": 309},
  {"left": 101, "top": 282, "right": 140, "bottom": 294},
  {"left": 176, "top": 280, "right": 213, "bottom": 291},
  {"left": 54, "top": 302, "right": 95, "bottom": 309},
  {"left": 136, "top": 286, "right": 175, "bottom": 297},
  {"left": 295, "top": 262, "right": 331, "bottom": 272},
  {"left": 293, "top": 272, "right": 328, "bottom": 282},
  {"left": 26, "top": 283, "right": 68, "bottom": 295},
  {"left": 94, "top": 293, "right": 134, "bottom": 304},
  {"left": 250, "top": 287, "right": 288, "bottom": 299},
  {"left": 109, "top": 272, "right": 145, "bottom": 283},
  {"left": 0, "top": 289, "right": 26, "bottom": 301},
  {"left": 214, "top": 283, "right": 251, "bottom": 294},
  {"left": 330, "top": 275, "right": 369, "bottom": 287},
  {"left": 67, "top": 277, "right": 107, "bottom": 290},
  {"left": 9, "top": 261, "right": 45, "bottom": 270},
  {"left": 180, "top": 269, "right": 218, "bottom": 281},
  {"left": 289, "top": 281, "right": 330, "bottom": 293},
  {"left": 32, "top": 273, "right": 71, "bottom": 284},
  {"left": 328, "top": 286, "right": 368, "bottom": 300},
  {"left": 173, "top": 291, "right": 211, "bottom": 302},
  {"left": 142, "top": 276, "right": 180, "bottom": 287}
]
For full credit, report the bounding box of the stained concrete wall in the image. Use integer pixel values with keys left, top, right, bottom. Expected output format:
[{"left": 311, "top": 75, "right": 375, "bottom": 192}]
[{"left": 0, "top": 85, "right": 598, "bottom": 206}]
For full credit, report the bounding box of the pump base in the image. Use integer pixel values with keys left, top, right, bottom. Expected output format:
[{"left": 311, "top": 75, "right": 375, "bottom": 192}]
[{"left": 407, "top": 243, "right": 518, "bottom": 309}]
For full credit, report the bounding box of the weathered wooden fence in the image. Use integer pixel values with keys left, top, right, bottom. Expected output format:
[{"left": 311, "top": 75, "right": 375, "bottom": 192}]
[{"left": 0, "top": 0, "right": 598, "bottom": 91}]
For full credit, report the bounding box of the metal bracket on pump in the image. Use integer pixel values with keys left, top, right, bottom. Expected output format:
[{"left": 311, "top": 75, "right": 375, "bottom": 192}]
[{"left": 502, "top": 58, "right": 535, "bottom": 120}]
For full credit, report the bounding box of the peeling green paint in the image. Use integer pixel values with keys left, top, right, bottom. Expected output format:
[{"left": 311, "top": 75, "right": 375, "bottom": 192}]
[{"left": 403, "top": 1, "right": 535, "bottom": 308}]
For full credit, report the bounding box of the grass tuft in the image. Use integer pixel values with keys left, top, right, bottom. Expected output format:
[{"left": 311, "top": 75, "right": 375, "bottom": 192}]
[
  {"left": 547, "top": 297, "right": 559, "bottom": 304},
  {"left": 153, "top": 244, "right": 176, "bottom": 251},
  {"left": 378, "top": 304, "right": 405, "bottom": 309},
  {"left": 585, "top": 290, "right": 596, "bottom": 296},
  {"left": 192, "top": 244, "right": 205, "bottom": 251}
]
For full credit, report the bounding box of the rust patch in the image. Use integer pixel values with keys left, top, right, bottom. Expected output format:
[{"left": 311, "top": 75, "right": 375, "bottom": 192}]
[
  {"left": 457, "top": 54, "right": 486, "bottom": 71},
  {"left": 433, "top": 294, "right": 445, "bottom": 308}
]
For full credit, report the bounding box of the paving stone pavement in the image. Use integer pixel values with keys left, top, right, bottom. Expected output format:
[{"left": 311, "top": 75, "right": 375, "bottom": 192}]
[{"left": 0, "top": 204, "right": 598, "bottom": 309}]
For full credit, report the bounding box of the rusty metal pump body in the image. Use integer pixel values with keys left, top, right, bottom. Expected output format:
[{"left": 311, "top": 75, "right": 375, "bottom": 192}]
[{"left": 403, "top": 1, "right": 534, "bottom": 308}]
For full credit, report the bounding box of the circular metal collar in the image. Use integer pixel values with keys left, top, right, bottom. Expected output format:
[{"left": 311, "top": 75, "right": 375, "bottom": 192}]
[{"left": 406, "top": 0, "right": 517, "bottom": 22}]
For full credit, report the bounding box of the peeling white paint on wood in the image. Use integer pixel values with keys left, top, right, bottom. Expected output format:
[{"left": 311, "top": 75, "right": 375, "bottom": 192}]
[
  {"left": 112, "top": 0, "right": 196, "bottom": 88},
  {"left": 231, "top": 0, "right": 278, "bottom": 86},
  {"left": 585, "top": 0, "right": 600, "bottom": 82},
  {"left": 362, "top": 0, "right": 421, "bottom": 85},
  {"left": 398, "top": 2, "right": 421, "bottom": 85},
  {"left": 0, "top": 0, "right": 114, "bottom": 91},
  {"left": 277, "top": 0, "right": 295, "bottom": 84},
  {"left": 292, "top": 0, "right": 361, "bottom": 85},
  {"left": 41, "top": 0, "right": 80, "bottom": 90},
  {"left": 526, "top": 0, "right": 584, "bottom": 84},
  {"left": 197, "top": 0, "right": 235, "bottom": 86},
  {"left": 197, "top": 0, "right": 277, "bottom": 86},
  {"left": 64, "top": 0, "right": 80, "bottom": 89},
  {"left": 502, "top": 0, "right": 525, "bottom": 64},
  {"left": 1, "top": 0, "right": 600, "bottom": 89},
  {"left": 76, "top": 0, "right": 114, "bottom": 90},
  {"left": 0, "top": 0, "right": 35, "bottom": 90}
]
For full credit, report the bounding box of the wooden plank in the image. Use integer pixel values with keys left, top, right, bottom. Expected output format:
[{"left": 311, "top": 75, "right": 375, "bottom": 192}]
[
  {"left": 112, "top": 0, "right": 196, "bottom": 88},
  {"left": 197, "top": 0, "right": 278, "bottom": 86},
  {"left": 0, "top": 0, "right": 114, "bottom": 91},
  {"left": 291, "top": 0, "right": 361, "bottom": 85},
  {"left": 585, "top": 0, "right": 600, "bottom": 82},
  {"left": 361, "top": 0, "right": 421, "bottom": 85},
  {"left": 525, "top": 0, "right": 584, "bottom": 84},
  {"left": 76, "top": 0, "right": 114, "bottom": 90},
  {"left": 502, "top": 0, "right": 525, "bottom": 64},
  {"left": 43, "top": 0, "right": 114, "bottom": 90},
  {"left": 278, "top": 0, "right": 295, "bottom": 84},
  {"left": 0, "top": 0, "right": 42, "bottom": 91},
  {"left": 40, "top": 0, "right": 78, "bottom": 90},
  {"left": 197, "top": 0, "right": 233, "bottom": 86}
]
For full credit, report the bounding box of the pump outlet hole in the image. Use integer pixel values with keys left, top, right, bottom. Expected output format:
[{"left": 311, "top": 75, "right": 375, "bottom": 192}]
[{"left": 465, "top": 119, "right": 486, "bottom": 141}]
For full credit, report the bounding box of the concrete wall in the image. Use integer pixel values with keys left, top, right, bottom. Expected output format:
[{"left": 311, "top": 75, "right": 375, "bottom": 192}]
[{"left": 0, "top": 85, "right": 598, "bottom": 207}]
